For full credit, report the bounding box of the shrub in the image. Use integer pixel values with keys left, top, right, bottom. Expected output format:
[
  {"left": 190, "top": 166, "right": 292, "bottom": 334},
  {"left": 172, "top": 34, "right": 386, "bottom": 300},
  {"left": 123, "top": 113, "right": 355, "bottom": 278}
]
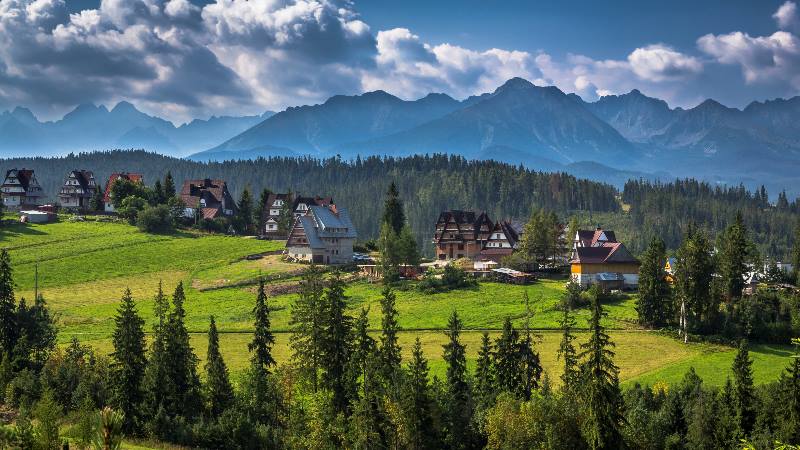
[
  {"left": 417, "top": 265, "right": 477, "bottom": 294},
  {"left": 117, "top": 196, "right": 147, "bottom": 225},
  {"left": 136, "top": 205, "right": 174, "bottom": 234}
]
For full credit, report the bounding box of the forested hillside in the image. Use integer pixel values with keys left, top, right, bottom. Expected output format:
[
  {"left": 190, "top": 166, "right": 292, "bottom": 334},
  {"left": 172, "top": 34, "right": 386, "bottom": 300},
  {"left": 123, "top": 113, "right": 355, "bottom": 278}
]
[{"left": 2, "top": 150, "right": 799, "bottom": 257}]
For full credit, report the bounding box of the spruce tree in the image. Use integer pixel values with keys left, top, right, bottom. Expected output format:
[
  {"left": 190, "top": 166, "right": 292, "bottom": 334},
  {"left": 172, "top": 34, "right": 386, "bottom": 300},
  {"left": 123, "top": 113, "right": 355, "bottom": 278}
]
[
  {"left": 717, "top": 212, "right": 752, "bottom": 301},
  {"left": 321, "top": 271, "right": 354, "bottom": 415},
  {"left": 474, "top": 332, "right": 495, "bottom": 408},
  {"left": 636, "top": 236, "right": 672, "bottom": 327},
  {"left": 164, "top": 281, "right": 202, "bottom": 418},
  {"left": 152, "top": 180, "right": 164, "bottom": 205},
  {"left": 164, "top": 171, "right": 176, "bottom": 198},
  {"left": 0, "top": 250, "right": 17, "bottom": 361},
  {"left": 557, "top": 305, "right": 580, "bottom": 391},
  {"left": 382, "top": 182, "right": 405, "bottom": 235},
  {"left": 34, "top": 389, "right": 61, "bottom": 450},
  {"left": 675, "top": 225, "right": 715, "bottom": 334},
  {"left": 780, "top": 338, "right": 800, "bottom": 443},
  {"left": 519, "top": 292, "right": 542, "bottom": 400},
  {"left": 578, "top": 290, "right": 624, "bottom": 450},
  {"left": 250, "top": 278, "right": 276, "bottom": 373},
  {"left": 379, "top": 285, "right": 402, "bottom": 383},
  {"left": 290, "top": 264, "right": 326, "bottom": 392},
  {"left": 205, "top": 316, "right": 234, "bottom": 417},
  {"left": 237, "top": 187, "right": 254, "bottom": 234},
  {"left": 349, "top": 308, "right": 385, "bottom": 449},
  {"left": 256, "top": 187, "right": 272, "bottom": 230},
  {"left": 732, "top": 339, "right": 756, "bottom": 437},
  {"left": 792, "top": 220, "right": 800, "bottom": 285},
  {"left": 442, "top": 311, "right": 472, "bottom": 450},
  {"left": 406, "top": 337, "right": 438, "bottom": 450},
  {"left": 110, "top": 288, "right": 147, "bottom": 434},
  {"left": 90, "top": 182, "right": 105, "bottom": 211},
  {"left": 142, "top": 282, "right": 171, "bottom": 422},
  {"left": 494, "top": 317, "right": 521, "bottom": 395}
]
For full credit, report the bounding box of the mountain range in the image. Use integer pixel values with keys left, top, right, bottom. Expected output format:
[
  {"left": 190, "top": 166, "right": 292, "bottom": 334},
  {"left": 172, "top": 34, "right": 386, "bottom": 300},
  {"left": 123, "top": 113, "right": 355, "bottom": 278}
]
[
  {"left": 0, "top": 102, "right": 274, "bottom": 157},
  {"left": 3, "top": 77, "right": 800, "bottom": 195}
]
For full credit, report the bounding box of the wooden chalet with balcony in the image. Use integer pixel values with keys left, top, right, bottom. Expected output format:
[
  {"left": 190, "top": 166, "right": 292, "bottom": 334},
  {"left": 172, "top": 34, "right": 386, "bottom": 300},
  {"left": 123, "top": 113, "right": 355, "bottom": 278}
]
[{"left": 432, "top": 210, "right": 493, "bottom": 260}]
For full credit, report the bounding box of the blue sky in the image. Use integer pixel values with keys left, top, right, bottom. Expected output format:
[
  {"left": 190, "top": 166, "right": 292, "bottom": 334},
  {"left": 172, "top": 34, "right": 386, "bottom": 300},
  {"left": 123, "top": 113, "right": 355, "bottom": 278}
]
[{"left": 2, "top": 0, "right": 798, "bottom": 122}]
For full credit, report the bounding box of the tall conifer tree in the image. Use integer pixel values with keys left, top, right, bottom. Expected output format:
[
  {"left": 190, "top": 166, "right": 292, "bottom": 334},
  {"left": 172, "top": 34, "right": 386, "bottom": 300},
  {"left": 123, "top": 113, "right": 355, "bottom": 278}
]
[
  {"left": 290, "top": 264, "right": 326, "bottom": 392},
  {"left": 733, "top": 340, "right": 756, "bottom": 437},
  {"left": 382, "top": 182, "right": 405, "bottom": 235},
  {"left": 205, "top": 316, "right": 234, "bottom": 417},
  {"left": 250, "top": 278, "right": 276, "bottom": 373},
  {"left": 557, "top": 305, "right": 580, "bottom": 391},
  {"left": 379, "top": 286, "right": 402, "bottom": 383},
  {"left": 578, "top": 289, "right": 624, "bottom": 450},
  {"left": 164, "top": 171, "right": 175, "bottom": 198},
  {"left": 637, "top": 236, "right": 672, "bottom": 327},
  {"left": 321, "top": 271, "right": 354, "bottom": 415},
  {"left": 442, "top": 311, "right": 472, "bottom": 450},
  {"left": 110, "top": 288, "right": 147, "bottom": 434},
  {"left": 164, "top": 282, "right": 202, "bottom": 418},
  {"left": 717, "top": 212, "right": 752, "bottom": 301},
  {"left": 0, "top": 250, "right": 17, "bottom": 359}
]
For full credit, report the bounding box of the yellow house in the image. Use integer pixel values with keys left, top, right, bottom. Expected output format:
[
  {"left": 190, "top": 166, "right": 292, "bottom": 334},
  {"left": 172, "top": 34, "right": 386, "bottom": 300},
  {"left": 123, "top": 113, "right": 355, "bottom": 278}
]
[
  {"left": 570, "top": 242, "right": 640, "bottom": 290},
  {"left": 665, "top": 257, "right": 677, "bottom": 283}
]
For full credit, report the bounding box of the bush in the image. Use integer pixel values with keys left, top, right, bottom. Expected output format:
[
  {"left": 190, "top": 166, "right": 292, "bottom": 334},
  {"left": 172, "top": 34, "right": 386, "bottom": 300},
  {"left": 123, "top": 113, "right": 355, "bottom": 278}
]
[
  {"left": 117, "top": 196, "right": 147, "bottom": 225},
  {"left": 417, "top": 265, "right": 477, "bottom": 294},
  {"left": 136, "top": 205, "right": 174, "bottom": 234}
]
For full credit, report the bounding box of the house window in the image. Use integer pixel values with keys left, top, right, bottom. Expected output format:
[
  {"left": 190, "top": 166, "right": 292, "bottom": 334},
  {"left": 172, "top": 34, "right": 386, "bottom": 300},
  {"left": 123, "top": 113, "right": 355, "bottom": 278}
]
[{"left": 457, "top": 243, "right": 464, "bottom": 250}]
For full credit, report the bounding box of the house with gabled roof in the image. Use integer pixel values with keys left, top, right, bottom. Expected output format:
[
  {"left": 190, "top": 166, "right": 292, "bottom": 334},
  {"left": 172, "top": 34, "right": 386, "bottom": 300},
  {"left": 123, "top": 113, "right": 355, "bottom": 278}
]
[
  {"left": 104, "top": 172, "right": 144, "bottom": 213},
  {"left": 479, "top": 220, "right": 522, "bottom": 262},
  {"left": 293, "top": 195, "right": 334, "bottom": 218},
  {"left": 180, "top": 178, "right": 237, "bottom": 220},
  {"left": 432, "top": 210, "right": 493, "bottom": 260},
  {"left": 1, "top": 168, "right": 44, "bottom": 209},
  {"left": 260, "top": 192, "right": 293, "bottom": 237},
  {"left": 286, "top": 204, "right": 357, "bottom": 264},
  {"left": 570, "top": 228, "right": 639, "bottom": 290},
  {"left": 58, "top": 170, "right": 98, "bottom": 211}
]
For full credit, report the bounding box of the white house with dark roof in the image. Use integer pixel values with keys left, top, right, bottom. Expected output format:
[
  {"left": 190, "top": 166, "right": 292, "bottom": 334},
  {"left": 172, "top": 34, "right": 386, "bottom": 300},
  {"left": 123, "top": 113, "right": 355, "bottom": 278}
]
[
  {"left": 1, "top": 169, "right": 43, "bottom": 209},
  {"left": 285, "top": 204, "right": 356, "bottom": 264}
]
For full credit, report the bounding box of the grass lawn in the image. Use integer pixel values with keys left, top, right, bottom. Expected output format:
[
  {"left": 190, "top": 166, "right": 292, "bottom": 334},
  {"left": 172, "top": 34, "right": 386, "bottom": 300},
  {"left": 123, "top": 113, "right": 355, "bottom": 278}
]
[{"left": 1, "top": 219, "right": 793, "bottom": 390}]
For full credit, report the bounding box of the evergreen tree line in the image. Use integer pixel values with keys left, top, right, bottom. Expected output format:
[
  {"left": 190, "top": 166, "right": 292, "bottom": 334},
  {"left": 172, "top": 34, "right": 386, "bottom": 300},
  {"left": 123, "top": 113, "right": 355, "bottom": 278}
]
[
  {"left": 2, "top": 249, "right": 800, "bottom": 448},
  {"left": 636, "top": 212, "right": 800, "bottom": 344},
  {"left": 623, "top": 178, "right": 800, "bottom": 258}
]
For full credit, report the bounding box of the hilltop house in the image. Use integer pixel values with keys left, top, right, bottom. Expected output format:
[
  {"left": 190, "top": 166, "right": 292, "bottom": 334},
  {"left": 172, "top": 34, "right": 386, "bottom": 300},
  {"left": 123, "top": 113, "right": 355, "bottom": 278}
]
[
  {"left": 286, "top": 204, "right": 356, "bottom": 264},
  {"left": 478, "top": 220, "right": 522, "bottom": 263},
  {"left": 58, "top": 170, "right": 98, "bottom": 211},
  {"left": 104, "top": 172, "right": 143, "bottom": 213},
  {"left": 293, "top": 196, "right": 334, "bottom": 217},
  {"left": 1, "top": 169, "right": 44, "bottom": 210},
  {"left": 180, "top": 179, "right": 237, "bottom": 220},
  {"left": 570, "top": 227, "right": 639, "bottom": 290},
  {"left": 260, "top": 192, "right": 293, "bottom": 237},
  {"left": 432, "top": 210, "right": 494, "bottom": 260}
]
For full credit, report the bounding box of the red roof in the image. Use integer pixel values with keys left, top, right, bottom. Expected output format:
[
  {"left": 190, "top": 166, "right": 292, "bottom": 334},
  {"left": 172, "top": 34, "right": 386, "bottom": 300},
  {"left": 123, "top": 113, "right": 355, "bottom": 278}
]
[{"left": 104, "top": 173, "right": 144, "bottom": 202}]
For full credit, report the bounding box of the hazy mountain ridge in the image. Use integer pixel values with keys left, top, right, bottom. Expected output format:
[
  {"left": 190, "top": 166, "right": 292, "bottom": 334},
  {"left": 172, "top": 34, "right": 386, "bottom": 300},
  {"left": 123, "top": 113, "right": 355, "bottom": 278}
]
[{"left": 0, "top": 103, "right": 274, "bottom": 157}]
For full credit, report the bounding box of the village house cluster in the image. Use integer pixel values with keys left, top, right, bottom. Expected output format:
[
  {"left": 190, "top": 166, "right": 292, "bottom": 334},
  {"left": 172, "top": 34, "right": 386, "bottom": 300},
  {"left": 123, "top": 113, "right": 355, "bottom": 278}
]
[
  {"left": 1, "top": 168, "right": 357, "bottom": 266},
  {"left": 432, "top": 208, "right": 640, "bottom": 290}
]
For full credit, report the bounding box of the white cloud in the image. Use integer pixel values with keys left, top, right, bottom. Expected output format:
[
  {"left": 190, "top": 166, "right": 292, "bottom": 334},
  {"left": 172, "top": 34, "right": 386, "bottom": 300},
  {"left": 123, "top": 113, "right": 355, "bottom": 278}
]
[
  {"left": 627, "top": 44, "right": 703, "bottom": 81},
  {"left": 774, "top": 1, "right": 799, "bottom": 31},
  {"left": 364, "top": 27, "right": 540, "bottom": 99},
  {"left": 698, "top": 30, "right": 800, "bottom": 87}
]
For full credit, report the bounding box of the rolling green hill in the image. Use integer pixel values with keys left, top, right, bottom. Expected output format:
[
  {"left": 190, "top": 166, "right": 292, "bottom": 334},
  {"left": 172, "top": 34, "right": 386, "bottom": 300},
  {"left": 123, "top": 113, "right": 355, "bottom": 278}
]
[{"left": 0, "top": 218, "right": 792, "bottom": 388}]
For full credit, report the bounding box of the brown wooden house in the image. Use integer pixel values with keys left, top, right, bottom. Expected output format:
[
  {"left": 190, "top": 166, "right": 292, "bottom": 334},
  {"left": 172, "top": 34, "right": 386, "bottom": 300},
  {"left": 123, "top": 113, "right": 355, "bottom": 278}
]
[{"left": 432, "top": 210, "right": 493, "bottom": 260}]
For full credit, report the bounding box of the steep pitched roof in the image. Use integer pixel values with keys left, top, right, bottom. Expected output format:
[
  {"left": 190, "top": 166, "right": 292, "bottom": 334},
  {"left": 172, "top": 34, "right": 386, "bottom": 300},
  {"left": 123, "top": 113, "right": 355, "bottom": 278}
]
[
  {"left": 570, "top": 242, "right": 639, "bottom": 265},
  {"left": 67, "top": 170, "right": 95, "bottom": 191},
  {"left": 293, "top": 195, "right": 334, "bottom": 210},
  {"left": 3, "top": 168, "right": 37, "bottom": 191},
  {"left": 104, "top": 172, "right": 143, "bottom": 202},
  {"left": 180, "top": 179, "right": 228, "bottom": 209},
  {"left": 309, "top": 205, "right": 357, "bottom": 238},
  {"left": 575, "top": 228, "right": 618, "bottom": 247}
]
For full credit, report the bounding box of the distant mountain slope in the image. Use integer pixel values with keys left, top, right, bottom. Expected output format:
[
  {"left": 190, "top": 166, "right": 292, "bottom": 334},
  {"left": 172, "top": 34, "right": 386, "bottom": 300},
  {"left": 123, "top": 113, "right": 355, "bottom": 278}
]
[
  {"left": 207, "top": 90, "right": 463, "bottom": 155},
  {"left": 338, "top": 78, "right": 638, "bottom": 166},
  {"left": 0, "top": 103, "right": 273, "bottom": 157}
]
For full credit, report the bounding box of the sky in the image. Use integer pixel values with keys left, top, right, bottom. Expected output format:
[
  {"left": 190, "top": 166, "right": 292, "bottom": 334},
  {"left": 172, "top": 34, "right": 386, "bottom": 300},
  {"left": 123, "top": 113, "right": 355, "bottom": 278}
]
[{"left": 0, "top": 0, "right": 798, "bottom": 123}]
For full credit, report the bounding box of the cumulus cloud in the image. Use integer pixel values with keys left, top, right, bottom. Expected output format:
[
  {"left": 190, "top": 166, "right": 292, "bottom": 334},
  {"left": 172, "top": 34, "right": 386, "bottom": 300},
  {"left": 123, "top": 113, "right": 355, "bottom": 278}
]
[
  {"left": 627, "top": 45, "right": 703, "bottom": 81},
  {"left": 363, "top": 27, "right": 541, "bottom": 99},
  {"left": 774, "top": 1, "right": 799, "bottom": 31}
]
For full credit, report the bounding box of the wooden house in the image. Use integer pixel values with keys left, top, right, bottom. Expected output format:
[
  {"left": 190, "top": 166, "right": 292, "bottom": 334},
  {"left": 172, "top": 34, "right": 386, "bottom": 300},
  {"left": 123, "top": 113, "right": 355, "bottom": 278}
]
[
  {"left": 58, "top": 170, "right": 98, "bottom": 211},
  {"left": 570, "top": 228, "right": 639, "bottom": 290},
  {"left": 293, "top": 196, "right": 334, "bottom": 218},
  {"left": 478, "top": 220, "right": 521, "bottom": 262},
  {"left": 104, "top": 173, "right": 143, "bottom": 213},
  {"left": 432, "top": 210, "right": 493, "bottom": 260},
  {"left": 180, "top": 179, "right": 237, "bottom": 220},
  {"left": 1, "top": 169, "right": 43, "bottom": 210},
  {"left": 260, "top": 192, "right": 292, "bottom": 237},
  {"left": 286, "top": 204, "right": 356, "bottom": 264}
]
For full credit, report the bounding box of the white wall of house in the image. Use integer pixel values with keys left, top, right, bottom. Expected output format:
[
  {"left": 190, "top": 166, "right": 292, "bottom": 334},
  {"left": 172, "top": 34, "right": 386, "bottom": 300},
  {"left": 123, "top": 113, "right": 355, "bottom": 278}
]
[{"left": 105, "top": 202, "right": 115, "bottom": 213}]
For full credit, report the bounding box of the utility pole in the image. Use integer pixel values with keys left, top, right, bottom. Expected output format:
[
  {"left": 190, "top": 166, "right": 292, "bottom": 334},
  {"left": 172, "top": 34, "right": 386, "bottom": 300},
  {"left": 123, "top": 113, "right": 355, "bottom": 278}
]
[{"left": 34, "top": 261, "right": 39, "bottom": 301}]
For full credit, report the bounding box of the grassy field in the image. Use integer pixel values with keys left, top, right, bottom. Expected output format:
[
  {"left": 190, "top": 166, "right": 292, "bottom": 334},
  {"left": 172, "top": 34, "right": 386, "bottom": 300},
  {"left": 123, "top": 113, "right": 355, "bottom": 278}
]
[{"left": 0, "top": 218, "right": 794, "bottom": 390}]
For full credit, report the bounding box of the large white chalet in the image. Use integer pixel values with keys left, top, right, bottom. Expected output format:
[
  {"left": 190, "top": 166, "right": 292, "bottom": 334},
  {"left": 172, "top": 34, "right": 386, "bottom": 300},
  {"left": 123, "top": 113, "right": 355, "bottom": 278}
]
[
  {"left": 286, "top": 204, "right": 356, "bottom": 265},
  {"left": 1, "top": 169, "right": 43, "bottom": 209}
]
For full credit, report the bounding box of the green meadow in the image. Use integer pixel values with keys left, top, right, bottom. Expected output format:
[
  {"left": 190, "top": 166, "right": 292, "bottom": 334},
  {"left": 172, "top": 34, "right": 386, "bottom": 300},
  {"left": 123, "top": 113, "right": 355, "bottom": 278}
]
[{"left": 0, "top": 218, "right": 793, "bottom": 389}]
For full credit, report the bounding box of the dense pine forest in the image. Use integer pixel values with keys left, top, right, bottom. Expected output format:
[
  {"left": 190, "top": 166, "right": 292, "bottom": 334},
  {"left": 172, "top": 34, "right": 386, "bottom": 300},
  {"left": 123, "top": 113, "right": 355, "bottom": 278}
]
[{"left": 2, "top": 150, "right": 799, "bottom": 257}]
